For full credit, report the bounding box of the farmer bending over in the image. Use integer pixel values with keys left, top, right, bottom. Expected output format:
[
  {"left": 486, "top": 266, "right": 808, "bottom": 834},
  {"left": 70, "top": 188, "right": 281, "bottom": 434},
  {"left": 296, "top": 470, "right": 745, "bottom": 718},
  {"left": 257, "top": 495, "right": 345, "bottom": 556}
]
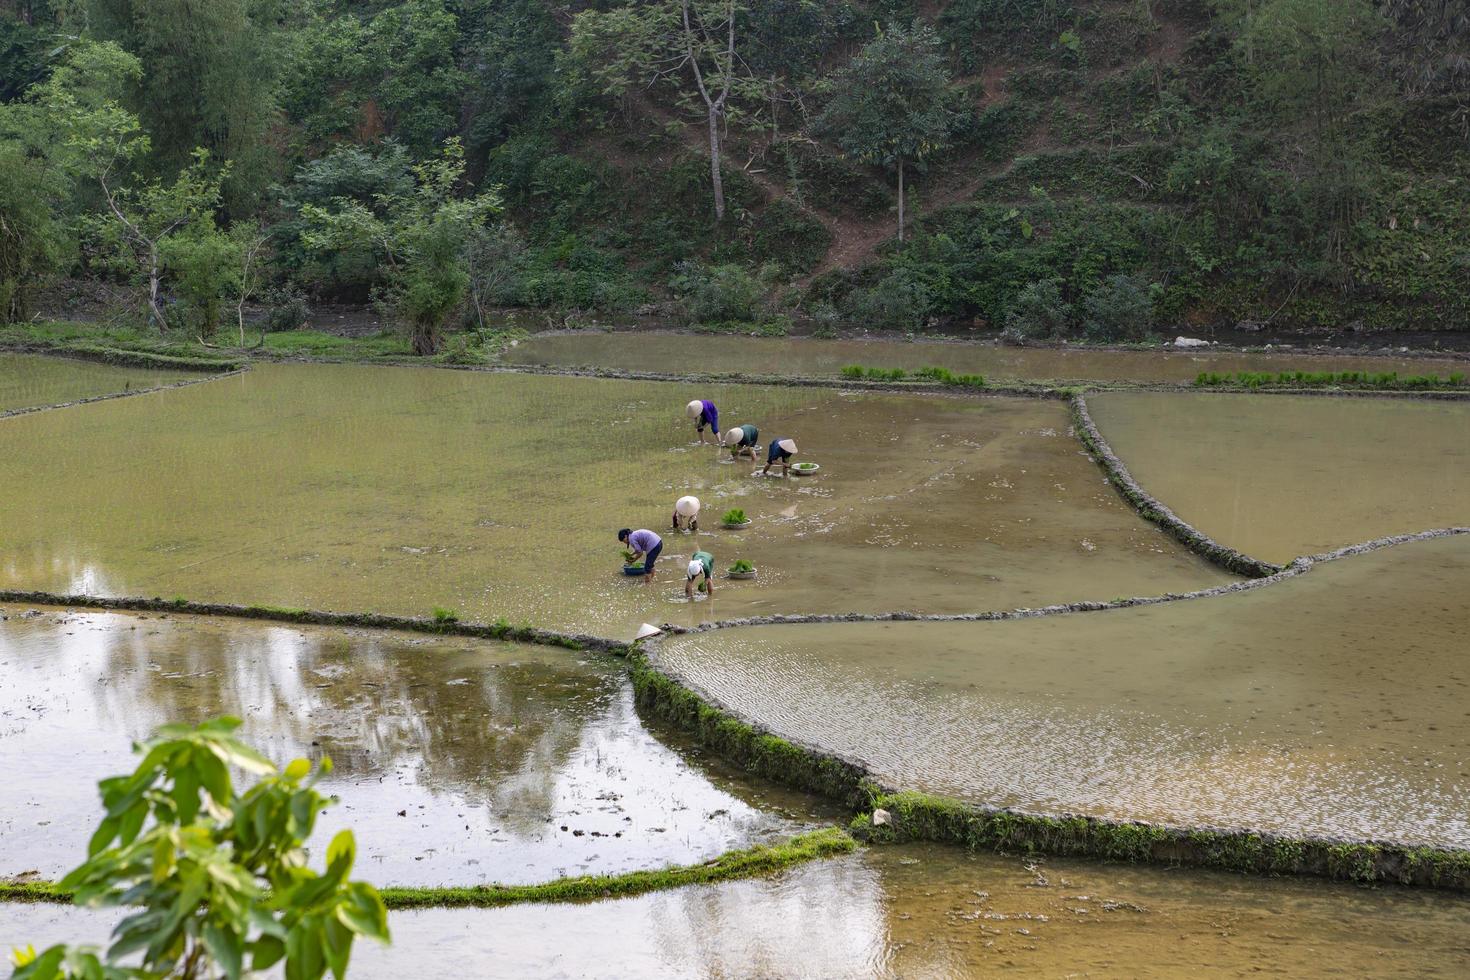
[
  {"left": 619, "top": 528, "right": 663, "bottom": 582},
  {"left": 672, "top": 495, "right": 701, "bottom": 532},
  {"left": 723, "top": 423, "right": 759, "bottom": 460},
  {"left": 762, "top": 438, "right": 798, "bottom": 477},
  {"left": 685, "top": 550, "right": 715, "bottom": 600},
  {"left": 686, "top": 399, "right": 719, "bottom": 444}
]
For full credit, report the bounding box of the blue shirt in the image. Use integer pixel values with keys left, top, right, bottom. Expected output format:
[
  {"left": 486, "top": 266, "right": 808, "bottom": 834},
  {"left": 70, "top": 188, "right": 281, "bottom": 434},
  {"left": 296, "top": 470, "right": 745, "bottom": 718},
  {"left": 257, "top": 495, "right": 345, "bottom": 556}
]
[{"left": 700, "top": 400, "right": 719, "bottom": 432}]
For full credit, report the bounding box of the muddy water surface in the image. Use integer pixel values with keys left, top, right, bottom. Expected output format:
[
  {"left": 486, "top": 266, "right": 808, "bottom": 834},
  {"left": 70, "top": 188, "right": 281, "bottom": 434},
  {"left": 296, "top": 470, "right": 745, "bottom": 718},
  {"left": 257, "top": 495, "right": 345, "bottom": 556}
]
[
  {"left": 504, "top": 331, "right": 1470, "bottom": 384},
  {"left": 1089, "top": 390, "right": 1470, "bottom": 562},
  {"left": 6, "top": 845, "right": 1468, "bottom": 977},
  {"left": 0, "top": 352, "right": 195, "bottom": 412},
  {"left": 0, "top": 364, "right": 1228, "bottom": 636},
  {"left": 661, "top": 534, "right": 1470, "bottom": 846},
  {"left": 0, "top": 606, "right": 831, "bottom": 885}
]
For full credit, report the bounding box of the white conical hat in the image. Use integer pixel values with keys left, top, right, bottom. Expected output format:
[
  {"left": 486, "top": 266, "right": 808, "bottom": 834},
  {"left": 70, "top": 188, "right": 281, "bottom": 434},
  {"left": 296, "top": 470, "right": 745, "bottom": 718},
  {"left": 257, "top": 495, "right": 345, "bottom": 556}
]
[
  {"left": 635, "top": 623, "right": 663, "bottom": 640},
  {"left": 777, "top": 439, "right": 798, "bottom": 454},
  {"left": 685, "top": 399, "right": 703, "bottom": 418},
  {"left": 722, "top": 427, "right": 742, "bottom": 446},
  {"left": 675, "top": 495, "right": 701, "bottom": 517}
]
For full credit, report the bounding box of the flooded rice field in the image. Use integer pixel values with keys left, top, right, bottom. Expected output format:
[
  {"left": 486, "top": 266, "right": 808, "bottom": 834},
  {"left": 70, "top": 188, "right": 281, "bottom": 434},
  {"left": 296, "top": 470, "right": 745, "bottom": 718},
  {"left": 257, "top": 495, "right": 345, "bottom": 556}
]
[
  {"left": 503, "top": 330, "right": 1470, "bottom": 385},
  {"left": 0, "top": 363, "right": 1228, "bottom": 635},
  {"left": 1088, "top": 390, "right": 1470, "bottom": 563},
  {"left": 660, "top": 534, "right": 1470, "bottom": 846},
  {"left": 0, "top": 352, "right": 194, "bottom": 413},
  {"left": 0, "top": 605, "right": 830, "bottom": 886},
  {"left": 6, "top": 844, "right": 1468, "bottom": 977}
]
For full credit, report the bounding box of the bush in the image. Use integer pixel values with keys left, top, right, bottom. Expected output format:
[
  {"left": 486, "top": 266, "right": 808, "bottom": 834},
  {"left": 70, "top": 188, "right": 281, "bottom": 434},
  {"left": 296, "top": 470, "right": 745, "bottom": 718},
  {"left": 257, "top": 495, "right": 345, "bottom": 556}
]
[
  {"left": 1080, "top": 273, "right": 1154, "bottom": 341},
  {"left": 670, "top": 261, "right": 768, "bottom": 323},
  {"left": 262, "top": 285, "right": 311, "bottom": 332},
  {"left": 1004, "top": 278, "right": 1073, "bottom": 339},
  {"left": 843, "top": 269, "right": 932, "bottom": 330}
]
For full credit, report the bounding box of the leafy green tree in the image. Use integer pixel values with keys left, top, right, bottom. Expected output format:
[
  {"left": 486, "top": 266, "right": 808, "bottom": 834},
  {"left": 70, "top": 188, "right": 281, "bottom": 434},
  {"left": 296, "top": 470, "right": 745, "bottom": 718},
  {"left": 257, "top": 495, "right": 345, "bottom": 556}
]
[
  {"left": 0, "top": 142, "right": 68, "bottom": 322},
  {"left": 302, "top": 139, "right": 502, "bottom": 354},
  {"left": 85, "top": 0, "right": 282, "bottom": 211},
  {"left": 814, "top": 22, "right": 954, "bottom": 241},
  {"left": 276, "top": 143, "right": 416, "bottom": 301},
  {"left": 0, "top": 39, "right": 143, "bottom": 322},
  {"left": 10, "top": 717, "right": 389, "bottom": 980},
  {"left": 87, "top": 148, "right": 232, "bottom": 332},
  {"left": 280, "top": 0, "right": 467, "bottom": 156},
  {"left": 569, "top": 0, "right": 756, "bottom": 222}
]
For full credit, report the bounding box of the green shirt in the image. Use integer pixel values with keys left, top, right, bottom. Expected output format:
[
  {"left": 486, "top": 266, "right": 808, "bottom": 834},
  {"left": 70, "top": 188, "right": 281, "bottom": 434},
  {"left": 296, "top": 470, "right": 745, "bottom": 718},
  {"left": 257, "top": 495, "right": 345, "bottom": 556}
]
[
  {"left": 734, "top": 424, "right": 758, "bottom": 447},
  {"left": 692, "top": 551, "right": 713, "bottom": 577}
]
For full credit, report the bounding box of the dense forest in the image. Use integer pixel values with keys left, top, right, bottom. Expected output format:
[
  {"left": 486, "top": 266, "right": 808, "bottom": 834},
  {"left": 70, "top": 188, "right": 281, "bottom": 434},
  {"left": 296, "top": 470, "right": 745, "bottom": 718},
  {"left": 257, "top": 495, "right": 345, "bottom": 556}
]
[{"left": 0, "top": 0, "right": 1466, "bottom": 352}]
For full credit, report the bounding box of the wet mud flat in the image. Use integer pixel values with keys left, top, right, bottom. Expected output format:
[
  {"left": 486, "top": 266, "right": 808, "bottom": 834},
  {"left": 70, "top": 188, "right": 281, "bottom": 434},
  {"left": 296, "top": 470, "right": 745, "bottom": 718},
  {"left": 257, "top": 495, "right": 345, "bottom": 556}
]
[
  {"left": 1088, "top": 390, "right": 1470, "bottom": 563},
  {"left": 0, "top": 352, "right": 195, "bottom": 413},
  {"left": 6, "top": 844, "right": 1468, "bottom": 978},
  {"left": 0, "top": 606, "right": 832, "bottom": 886},
  {"left": 659, "top": 534, "right": 1470, "bottom": 847},
  {"left": 503, "top": 331, "right": 1470, "bottom": 385},
  {"left": 0, "top": 363, "right": 1228, "bottom": 636}
]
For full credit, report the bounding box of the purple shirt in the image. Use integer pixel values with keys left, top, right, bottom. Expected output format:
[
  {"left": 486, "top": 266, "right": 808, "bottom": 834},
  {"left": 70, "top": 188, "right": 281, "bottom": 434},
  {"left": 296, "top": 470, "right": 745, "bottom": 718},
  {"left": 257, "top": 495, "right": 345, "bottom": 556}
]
[
  {"left": 627, "top": 529, "right": 661, "bottom": 553},
  {"left": 700, "top": 400, "right": 718, "bottom": 432}
]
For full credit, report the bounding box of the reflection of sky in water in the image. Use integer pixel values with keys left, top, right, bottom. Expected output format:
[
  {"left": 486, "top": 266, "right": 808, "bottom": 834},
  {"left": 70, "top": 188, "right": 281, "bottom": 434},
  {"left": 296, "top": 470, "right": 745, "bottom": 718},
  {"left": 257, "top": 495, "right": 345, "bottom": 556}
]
[
  {"left": 9, "top": 842, "right": 1470, "bottom": 978},
  {"left": 0, "top": 608, "right": 810, "bottom": 886}
]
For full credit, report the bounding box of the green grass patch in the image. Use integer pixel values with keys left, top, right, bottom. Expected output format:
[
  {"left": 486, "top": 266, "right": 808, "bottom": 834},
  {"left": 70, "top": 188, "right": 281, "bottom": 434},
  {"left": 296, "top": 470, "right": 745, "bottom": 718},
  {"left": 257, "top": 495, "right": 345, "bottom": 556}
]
[
  {"left": 728, "top": 559, "right": 754, "bottom": 574},
  {"left": 721, "top": 508, "right": 747, "bottom": 524},
  {"left": 839, "top": 364, "right": 985, "bottom": 387},
  {"left": 1195, "top": 370, "right": 1468, "bottom": 390},
  {"left": 0, "top": 829, "right": 855, "bottom": 909}
]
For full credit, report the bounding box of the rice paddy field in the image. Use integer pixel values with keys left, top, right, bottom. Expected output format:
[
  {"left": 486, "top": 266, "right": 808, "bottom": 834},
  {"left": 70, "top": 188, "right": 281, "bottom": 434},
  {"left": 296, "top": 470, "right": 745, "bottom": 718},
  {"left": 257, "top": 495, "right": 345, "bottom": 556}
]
[{"left": 2, "top": 346, "right": 1467, "bottom": 977}]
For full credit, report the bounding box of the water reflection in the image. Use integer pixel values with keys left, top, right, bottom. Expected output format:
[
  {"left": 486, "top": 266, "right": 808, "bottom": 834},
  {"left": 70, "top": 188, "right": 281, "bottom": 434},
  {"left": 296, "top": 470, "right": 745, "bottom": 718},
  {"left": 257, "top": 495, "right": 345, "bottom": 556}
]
[
  {"left": 0, "top": 607, "right": 823, "bottom": 885},
  {"left": 7, "top": 844, "right": 1469, "bottom": 977}
]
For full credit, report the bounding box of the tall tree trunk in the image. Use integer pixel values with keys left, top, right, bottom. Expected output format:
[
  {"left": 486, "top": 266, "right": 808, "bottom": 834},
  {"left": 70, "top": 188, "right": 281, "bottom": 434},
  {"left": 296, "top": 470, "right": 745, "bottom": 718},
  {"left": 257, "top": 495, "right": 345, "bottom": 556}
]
[
  {"left": 411, "top": 319, "right": 441, "bottom": 356},
  {"left": 148, "top": 248, "right": 167, "bottom": 332},
  {"left": 897, "top": 158, "right": 905, "bottom": 242},
  {"left": 707, "top": 106, "right": 725, "bottom": 221}
]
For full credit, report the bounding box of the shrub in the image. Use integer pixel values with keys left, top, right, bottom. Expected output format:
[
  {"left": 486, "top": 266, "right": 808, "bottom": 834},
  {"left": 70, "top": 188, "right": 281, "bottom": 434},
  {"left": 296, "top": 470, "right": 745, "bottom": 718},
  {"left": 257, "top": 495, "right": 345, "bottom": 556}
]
[
  {"left": 10, "top": 718, "right": 389, "bottom": 979},
  {"left": 1004, "top": 278, "right": 1073, "bottom": 339},
  {"left": 262, "top": 285, "right": 311, "bottom": 332},
  {"left": 432, "top": 606, "right": 459, "bottom": 625},
  {"left": 1081, "top": 273, "right": 1154, "bottom": 341},
  {"left": 670, "top": 261, "right": 767, "bottom": 323},
  {"left": 843, "top": 269, "right": 932, "bottom": 331}
]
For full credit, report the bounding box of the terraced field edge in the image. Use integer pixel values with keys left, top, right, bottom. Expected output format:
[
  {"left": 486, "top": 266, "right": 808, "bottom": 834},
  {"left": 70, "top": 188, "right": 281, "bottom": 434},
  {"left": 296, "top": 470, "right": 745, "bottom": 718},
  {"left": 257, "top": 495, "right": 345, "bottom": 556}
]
[
  {"left": 1070, "top": 393, "right": 1282, "bottom": 577},
  {"left": 0, "top": 828, "right": 856, "bottom": 910},
  {"left": 635, "top": 649, "right": 1470, "bottom": 892}
]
